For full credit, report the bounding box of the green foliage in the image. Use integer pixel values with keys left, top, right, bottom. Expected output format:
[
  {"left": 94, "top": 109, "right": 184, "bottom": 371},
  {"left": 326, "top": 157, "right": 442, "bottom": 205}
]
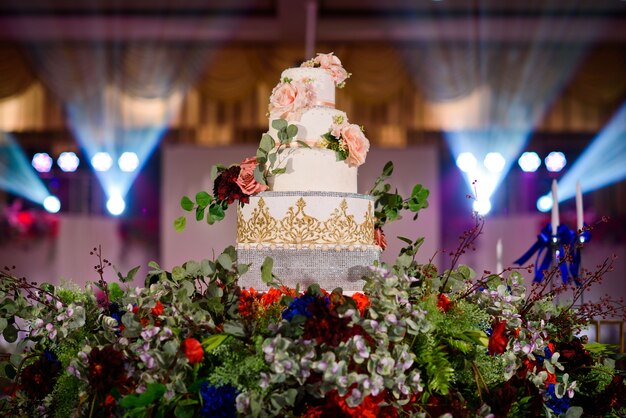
[
  {"left": 204, "top": 338, "right": 269, "bottom": 391},
  {"left": 414, "top": 334, "right": 455, "bottom": 395},
  {"left": 368, "top": 161, "right": 430, "bottom": 229},
  {"left": 51, "top": 372, "right": 82, "bottom": 418}
]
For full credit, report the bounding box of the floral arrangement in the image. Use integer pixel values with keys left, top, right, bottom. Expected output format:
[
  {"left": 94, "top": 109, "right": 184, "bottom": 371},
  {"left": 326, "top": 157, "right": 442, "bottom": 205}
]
[
  {"left": 0, "top": 200, "right": 59, "bottom": 246},
  {"left": 2, "top": 163, "right": 625, "bottom": 417},
  {"left": 301, "top": 52, "right": 351, "bottom": 88},
  {"left": 320, "top": 115, "right": 370, "bottom": 168}
]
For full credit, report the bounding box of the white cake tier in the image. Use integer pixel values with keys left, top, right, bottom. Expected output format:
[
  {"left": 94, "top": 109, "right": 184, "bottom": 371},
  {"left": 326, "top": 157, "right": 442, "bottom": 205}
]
[
  {"left": 267, "top": 148, "right": 357, "bottom": 193},
  {"left": 268, "top": 106, "right": 346, "bottom": 146},
  {"left": 282, "top": 67, "right": 335, "bottom": 107},
  {"left": 237, "top": 192, "right": 377, "bottom": 249}
]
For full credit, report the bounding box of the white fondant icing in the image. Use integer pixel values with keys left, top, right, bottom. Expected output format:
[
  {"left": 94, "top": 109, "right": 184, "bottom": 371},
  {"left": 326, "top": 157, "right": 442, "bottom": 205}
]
[
  {"left": 281, "top": 67, "right": 335, "bottom": 107},
  {"left": 267, "top": 148, "right": 357, "bottom": 193}
]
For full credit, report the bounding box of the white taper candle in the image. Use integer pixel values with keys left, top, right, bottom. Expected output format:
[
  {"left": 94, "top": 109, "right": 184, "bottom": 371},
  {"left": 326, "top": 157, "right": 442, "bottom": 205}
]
[
  {"left": 551, "top": 179, "right": 559, "bottom": 236},
  {"left": 576, "top": 181, "right": 583, "bottom": 232}
]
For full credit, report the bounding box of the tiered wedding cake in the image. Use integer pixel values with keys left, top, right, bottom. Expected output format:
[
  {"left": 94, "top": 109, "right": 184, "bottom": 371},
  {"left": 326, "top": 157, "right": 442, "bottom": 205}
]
[{"left": 237, "top": 54, "right": 381, "bottom": 291}]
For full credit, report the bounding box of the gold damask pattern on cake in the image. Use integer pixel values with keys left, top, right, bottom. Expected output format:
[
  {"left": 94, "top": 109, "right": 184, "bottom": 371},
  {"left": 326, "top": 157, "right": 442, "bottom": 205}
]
[{"left": 237, "top": 197, "right": 376, "bottom": 246}]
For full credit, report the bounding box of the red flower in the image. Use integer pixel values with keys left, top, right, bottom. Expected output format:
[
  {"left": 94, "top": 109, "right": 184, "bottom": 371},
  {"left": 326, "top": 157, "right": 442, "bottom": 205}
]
[
  {"left": 374, "top": 228, "right": 387, "bottom": 250},
  {"left": 545, "top": 371, "right": 557, "bottom": 385},
  {"left": 182, "top": 338, "right": 204, "bottom": 364},
  {"left": 213, "top": 166, "right": 250, "bottom": 204},
  {"left": 151, "top": 301, "right": 164, "bottom": 316},
  {"left": 488, "top": 320, "right": 509, "bottom": 355},
  {"left": 351, "top": 292, "right": 370, "bottom": 316},
  {"left": 238, "top": 288, "right": 258, "bottom": 318},
  {"left": 437, "top": 293, "right": 453, "bottom": 312},
  {"left": 87, "top": 345, "right": 127, "bottom": 391}
]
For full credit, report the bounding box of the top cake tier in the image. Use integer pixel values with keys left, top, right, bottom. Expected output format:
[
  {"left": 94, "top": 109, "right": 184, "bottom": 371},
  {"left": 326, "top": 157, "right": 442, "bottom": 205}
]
[{"left": 281, "top": 67, "right": 335, "bottom": 108}]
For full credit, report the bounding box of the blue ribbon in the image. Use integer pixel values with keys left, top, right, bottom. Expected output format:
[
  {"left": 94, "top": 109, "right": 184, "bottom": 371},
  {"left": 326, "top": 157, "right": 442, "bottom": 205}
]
[
  {"left": 514, "top": 223, "right": 553, "bottom": 282},
  {"left": 556, "top": 224, "right": 576, "bottom": 284},
  {"left": 569, "top": 226, "right": 591, "bottom": 281}
]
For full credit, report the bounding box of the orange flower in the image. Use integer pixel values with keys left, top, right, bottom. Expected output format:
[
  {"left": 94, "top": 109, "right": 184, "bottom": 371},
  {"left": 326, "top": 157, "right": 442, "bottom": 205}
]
[
  {"left": 351, "top": 293, "right": 370, "bottom": 316},
  {"left": 182, "top": 338, "right": 204, "bottom": 364},
  {"left": 374, "top": 228, "right": 387, "bottom": 250},
  {"left": 151, "top": 301, "right": 164, "bottom": 316},
  {"left": 545, "top": 371, "right": 557, "bottom": 385}
]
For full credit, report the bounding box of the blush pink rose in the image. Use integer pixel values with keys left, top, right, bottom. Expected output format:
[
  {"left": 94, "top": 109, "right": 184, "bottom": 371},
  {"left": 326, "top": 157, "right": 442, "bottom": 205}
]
[
  {"left": 341, "top": 123, "right": 370, "bottom": 167},
  {"left": 314, "top": 52, "right": 349, "bottom": 86},
  {"left": 235, "top": 157, "right": 268, "bottom": 195},
  {"left": 269, "top": 79, "right": 316, "bottom": 120}
]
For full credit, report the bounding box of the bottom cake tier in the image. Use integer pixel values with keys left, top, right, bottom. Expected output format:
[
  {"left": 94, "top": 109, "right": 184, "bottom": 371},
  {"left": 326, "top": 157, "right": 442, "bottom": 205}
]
[{"left": 237, "top": 246, "right": 380, "bottom": 291}]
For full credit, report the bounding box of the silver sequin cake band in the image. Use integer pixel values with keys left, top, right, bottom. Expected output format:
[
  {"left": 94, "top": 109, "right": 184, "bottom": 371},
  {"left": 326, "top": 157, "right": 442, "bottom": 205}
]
[{"left": 237, "top": 247, "right": 380, "bottom": 292}]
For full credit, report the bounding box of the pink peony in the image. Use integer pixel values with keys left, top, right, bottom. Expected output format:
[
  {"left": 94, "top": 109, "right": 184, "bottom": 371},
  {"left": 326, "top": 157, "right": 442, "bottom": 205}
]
[
  {"left": 269, "top": 79, "right": 316, "bottom": 120},
  {"left": 235, "top": 157, "right": 268, "bottom": 195},
  {"left": 314, "top": 52, "right": 349, "bottom": 87},
  {"left": 341, "top": 124, "right": 370, "bottom": 167}
]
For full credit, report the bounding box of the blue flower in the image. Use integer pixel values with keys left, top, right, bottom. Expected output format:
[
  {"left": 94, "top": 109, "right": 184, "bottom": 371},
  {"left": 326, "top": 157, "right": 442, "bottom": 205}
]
[
  {"left": 200, "top": 383, "right": 239, "bottom": 418},
  {"left": 281, "top": 294, "right": 317, "bottom": 321},
  {"left": 546, "top": 383, "right": 570, "bottom": 415}
]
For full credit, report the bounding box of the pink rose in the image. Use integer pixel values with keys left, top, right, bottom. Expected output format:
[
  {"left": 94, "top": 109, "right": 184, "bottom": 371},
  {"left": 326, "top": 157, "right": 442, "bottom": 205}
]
[
  {"left": 269, "top": 79, "right": 316, "bottom": 120},
  {"left": 236, "top": 157, "right": 268, "bottom": 195},
  {"left": 341, "top": 124, "right": 370, "bottom": 167},
  {"left": 314, "top": 52, "right": 349, "bottom": 87}
]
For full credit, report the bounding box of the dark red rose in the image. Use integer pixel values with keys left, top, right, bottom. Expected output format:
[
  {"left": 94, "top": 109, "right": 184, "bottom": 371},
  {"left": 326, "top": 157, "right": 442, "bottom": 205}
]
[
  {"left": 556, "top": 337, "right": 593, "bottom": 370},
  {"left": 213, "top": 166, "right": 250, "bottom": 204},
  {"left": 488, "top": 320, "right": 509, "bottom": 355}
]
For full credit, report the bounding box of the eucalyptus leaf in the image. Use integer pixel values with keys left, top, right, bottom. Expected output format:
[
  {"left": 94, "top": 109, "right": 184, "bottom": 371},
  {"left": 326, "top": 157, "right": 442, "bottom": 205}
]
[
  {"left": 174, "top": 216, "right": 186, "bottom": 232},
  {"left": 261, "top": 257, "right": 274, "bottom": 284},
  {"left": 195, "top": 206, "right": 205, "bottom": 222},
  {"left": 382, "top": 161, "right": 394, "bottom": 177},
  {"left": 210, "top": 164, "right": 227, "bottom": 182},
  {"left": 271, "top": 119, "right": 287, "bottom": 131},
  {"left": 217, "top": 253, "right": 232, "bottom": 270},
  {"left": 180, "top": 196, "right": 194, "bottom": 211},
  {"left": 208, "top": 204, "right": 225, "bottom": 224},
  {"left": 195, "top": 191, "right": 212, "bottom": 208},
  {"left": 286, "top": 124, "right": 298, "bottom": 139},
  {"left": 260, "top": 133, "right": 275, "bottom": 152},
  {"left": 223, "top": 321, "right": 246, "bottom": 337},
  {"left": 2, "top": 325, "right": 17, "bottom": 343},
  {"left": 0, "top": 318, "right": 7, "bottom": 333},
  {"left": 254, "top": 166, "right": 266, "bottom": 185}
]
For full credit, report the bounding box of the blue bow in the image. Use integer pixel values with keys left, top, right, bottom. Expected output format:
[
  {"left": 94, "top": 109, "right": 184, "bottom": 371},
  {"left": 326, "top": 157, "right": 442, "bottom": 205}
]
[
  {"left": 514, "top": 223, "right": 579, "bottom": 284},
  {"left": 514, "top": 223, "right": 553, "bottom": 282}
]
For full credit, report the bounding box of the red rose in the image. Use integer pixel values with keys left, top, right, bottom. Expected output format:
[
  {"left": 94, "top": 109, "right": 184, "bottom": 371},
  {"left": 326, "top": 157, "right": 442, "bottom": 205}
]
[
  {"left": 488, "top": 320, "right": 509, "bottom": 355},
  {"left": 182, "top": 338, "right": 204, "bottom": 364},
  {"left": 151, "top": 301, "right": 163, "bottom": 316},
  {"left": 437, "top": 293, "right": 453, "bottom": 312}
]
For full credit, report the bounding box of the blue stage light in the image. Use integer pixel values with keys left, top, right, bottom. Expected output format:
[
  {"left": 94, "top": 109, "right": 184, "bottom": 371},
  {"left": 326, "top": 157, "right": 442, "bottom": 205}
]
[
  {"left": 118, "top": 151, "right": 139, "bottom": 172},
  {"left": 545, "top": 151, "right": 567, "bottom": 172},
  {"left": 537, "top": 195, "right": 553, "bottom": 212},
  {"left": 484, "top": 152, "right": 506, "bottom": 173},
  {"left": 473, "top": 199, "right": 492, "bottom": 215},
  {"left": 106, "top": 192, "right": 126, "bottom": 216},
  {"left": 456, "top": 152, "right": 477, "bottom": 173},
  {"left": 57, "top": 151, "right": 80, "bottom": 172},
  {"left": 91, "top": 152, "right": 113, "bottom": 172},
  {"left": 43, "top": 195, "right": 61, "bottom": 213},
  {"left": 32, "top": 153, "right": 53, "bottom": 173},
  {"left": 518, "top": 152, "right": 541, "bottom": 172}
]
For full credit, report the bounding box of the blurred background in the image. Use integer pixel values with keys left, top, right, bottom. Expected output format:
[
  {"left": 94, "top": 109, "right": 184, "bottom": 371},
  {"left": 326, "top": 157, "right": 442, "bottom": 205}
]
[{"left": 0, "top": 1, "right": 625, "bottom": 334}]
